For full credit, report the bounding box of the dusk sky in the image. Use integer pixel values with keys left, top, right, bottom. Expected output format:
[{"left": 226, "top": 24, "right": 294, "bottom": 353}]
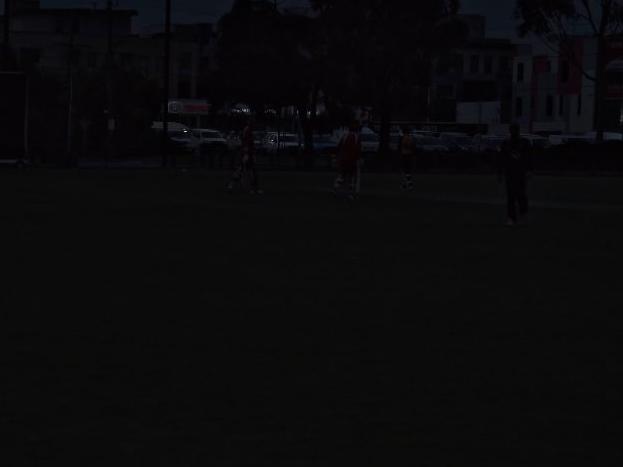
[{"left": 3, "top": 0, "right": 518, "bottom": 36}]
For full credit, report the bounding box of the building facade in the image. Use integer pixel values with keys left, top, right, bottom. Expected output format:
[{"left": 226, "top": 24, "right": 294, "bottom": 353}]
[
  {"left": 512, "top": 35, "right": 623, "bottom": 135},
  {"left": 2, "top": 1, "right": 217, "bottom": 102},
  {"left": 432, "top": 15, "right": 515, "bottom": 132}
]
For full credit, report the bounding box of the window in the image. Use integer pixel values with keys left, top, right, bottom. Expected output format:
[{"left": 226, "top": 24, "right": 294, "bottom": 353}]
[
  {"left": 87, "top": 52, "right": 98, "bottom": 68},
  {"left": 561, "top": 60, "right": 570, "bottom": 83},
  {"left": 121, "top": 53, "right": 133, "bottom": 68},
  {"left": 462, "top": 81, "right": 498, "bottom": 101},
  {"left": 436, "top": 85, "right": 454, "bottom": 99},
  {"left": 178, "top": 53, "right": 192, "bottom": 71},
  {"left": 517, "top": 62, "right": 525, "bottom": 83},
  {"left": 500, "top": 56, "right": 510, "bottom": 72},
  {"left": 516, "top": 97, "right": 524, "bottom": 118},
  {"left": 577, "top": 93, "right": 582, "bottom": 115},
  {"left": 200, "top": 56, "right": 212, "bottom": 69},
  {"left": 436, "top": 58, "right": 450, "bottom": 74},
  {"left": 454, "top": 54, "right": 464, "bottom": 73},
  {"left": 559, "top": 95, "right": 564, "bottom": 116},
  {"left": 546, "top": 95, "right": 554, "bottom": 117},
  {"left": 470, "top": 55, "right": 480, "bottom": 74},
  {"left": 178, "top": 80, "right": 191, "bottom": 97},
  {"left": 70, "top": 49, "right": 81, "bottom": 66},
  {"left": 484, "top": 56, "right": 493, "bottom": 74},
  {"left": 20, "top": 48, "right": 41, "bottom": 67}
]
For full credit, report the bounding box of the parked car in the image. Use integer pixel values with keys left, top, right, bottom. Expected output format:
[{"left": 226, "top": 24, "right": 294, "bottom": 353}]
[
  {"left": 360, "top": 129, "right": 380, "bottom": 154},
  {"left": 151, "top": 122, "right": 199, "bottom": 154},
  {"left": 389, "top": 132, "right": 403, "bottom": 152},
  {"left": 192, "top": 129, "right": 227, "bottom": 151},
  {"left": 313, "top": 134, "right": 339, "bottom": 155},
  {"left": 548, "top": 134, "right": 592, "bottom": 146},
  {"left": 413, "top": 130, "right": 440, "bottom": 138},
  {"left": 253, "top": 131, "right": 267, "bottom": 149},
  {"left": 226, "top": 131, "right": 242, "bottom": 152},
  {"left": 521, "top": 134, "right": 550, "bottom": 150},
  {"left": 439, "top": 132, "right": 475, "bottom": 153},
  {"left": 263, "top": 132, "right": 301, "bottom": 155},
  {"left": 414, "top": 135, "right": 449, "bottom": 153},
  {"left": 191, "top": 129, "right": 228, "bottom": 168},
  {"left": 472, "top": 134, "right": 506, "bottom": 154},
  {"left": 311, "top": 134, "right": 339, "bottom": 168},
  {"left": 582, "top": 131, "right": 623, "bottom": 142}
]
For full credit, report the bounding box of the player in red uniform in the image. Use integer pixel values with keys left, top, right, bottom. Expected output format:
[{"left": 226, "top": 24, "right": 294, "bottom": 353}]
[
  {"left": 228, "top": 118, "right": 262, "bottom": 194},
  {"left": 333, "top": 122, "right": 362, "bottom": 199}
]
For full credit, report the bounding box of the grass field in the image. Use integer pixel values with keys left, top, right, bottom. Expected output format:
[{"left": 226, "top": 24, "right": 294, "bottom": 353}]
[{"left": 2, "top": 169, "right": 622, "bottom": 466}]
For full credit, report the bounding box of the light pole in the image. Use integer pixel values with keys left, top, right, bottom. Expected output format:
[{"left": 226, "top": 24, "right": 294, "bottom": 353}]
[
  {"left": 3, "top": 0, "right": 11, "bottom": 69},
  {"left": 162, "top": 0, "right": 172, "bottom": 168},
  {"left": 105, "top": 0, "right": 114, "bottom": 166},
  {"left": 66, "top": 15, "right": 78, "bottom": 166}
]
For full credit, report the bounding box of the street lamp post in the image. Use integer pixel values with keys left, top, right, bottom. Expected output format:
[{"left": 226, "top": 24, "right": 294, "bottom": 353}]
[
  {"left": 105, "top": 0, "right": 115, "bottom": 167},
  {"left": 162, "top": 0, "right": 172, "bottom": 168},
  {"left": 3, "top": 0, "right": 12, "bottom": 69},
  {"left": 66, "top": 15, "right": 79, "bottom": 166}
]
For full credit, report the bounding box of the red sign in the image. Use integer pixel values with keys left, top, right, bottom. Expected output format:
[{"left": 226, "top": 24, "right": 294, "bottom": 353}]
[{"left": 168, "top": 100, "right": 210, "bottom": 115}]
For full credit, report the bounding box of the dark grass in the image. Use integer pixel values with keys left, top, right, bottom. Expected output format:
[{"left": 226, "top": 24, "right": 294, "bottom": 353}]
[{"left": 2, "top": 169, "right": 622, "bottom": 466}]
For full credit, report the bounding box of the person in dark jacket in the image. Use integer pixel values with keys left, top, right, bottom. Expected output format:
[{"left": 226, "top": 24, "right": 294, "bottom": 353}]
[
  {"left": 498, "top": 123, "right": 532, "bottom": 226},
  {"left": 399, "top": 126, "right": 416, "bottom": 191}
]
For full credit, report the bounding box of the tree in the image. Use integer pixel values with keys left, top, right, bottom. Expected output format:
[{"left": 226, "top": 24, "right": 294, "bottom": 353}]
[
  {"left": 216, "top": 0, "right": 325, "bottom": 162},
  {"left": 72, "top": 68, "right": 160, "bottom": 159},
  {"left": 216, "top": 0, "right": 312, "bottom": 113},
  {"left": 311, "top": 0, "right": 464, "bottom": 155},
  {"left": 516, "top": 0, "right": 623, "bottom": 139}
]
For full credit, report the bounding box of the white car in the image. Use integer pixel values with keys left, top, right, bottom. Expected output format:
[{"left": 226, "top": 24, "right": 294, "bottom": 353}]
[
  {"left": 389, "top": 132, "right": 403, "bottom": 152},
  {"left": 192, "top": 128, "right": 227, "bottom": 147},
  {"left": 521, "top": 134, "right": 550, "bottom": 150},
  {"left": 414, "top": 135, "right": 449, "bottom": 153},
  {"left": 359, "top": 129, "right": 380, "bottom": 154},
  {"left": 582, "top": 131, "right": 623, "bottom": 142},
  {"left": 152, "top": 121, "right": 199, "bottom": 153},
  {"left": 472, "top": 134, "right": 506, "bottom": 153},
  {"left": 548, "top": 134, "right": 593, "bottom": 146},
  {"left": 439, "top": 132, "right": 475, "bottom": 152},
  {"left": 226, "top": 131, "right": 242, "bottom": 151},
  {"left": 263, "top": 132, "right": 301, "bottom": 154}
]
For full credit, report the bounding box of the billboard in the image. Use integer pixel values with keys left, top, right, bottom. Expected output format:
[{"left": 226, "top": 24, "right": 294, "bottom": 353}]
[{"left": 0, "top": 72, "right": 27, "bottom": 161}]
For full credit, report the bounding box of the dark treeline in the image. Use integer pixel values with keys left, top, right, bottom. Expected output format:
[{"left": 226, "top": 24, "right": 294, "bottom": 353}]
[
  {"left": 212, "top": 0, "right": 466, "bottom": 155},
  {"left": 2, "top": 0, "right": 622, "bottom": 168},
  {"left": 0, "top": 0, "right": 465, "bottom": 166}
]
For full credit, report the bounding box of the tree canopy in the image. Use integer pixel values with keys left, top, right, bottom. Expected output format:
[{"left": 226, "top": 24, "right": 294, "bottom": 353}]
[
  {"left": 216, "top": 0, "right": 465, "bottom": 153},
  {"left": 216, "top": 0, "right": 314, "bottom": 112},
  {"left": 311, "top": 0, "right": 465, "bottom": 151}
]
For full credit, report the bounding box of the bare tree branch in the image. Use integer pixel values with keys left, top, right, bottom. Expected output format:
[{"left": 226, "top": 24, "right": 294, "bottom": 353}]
[{"left": 579, "top": 0, "right": 599, "bottom": 35}]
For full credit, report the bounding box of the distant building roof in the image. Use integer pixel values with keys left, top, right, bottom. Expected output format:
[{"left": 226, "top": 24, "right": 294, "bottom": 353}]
[{"left": 14, "top": 8, "right": 138, "bottom": 18}]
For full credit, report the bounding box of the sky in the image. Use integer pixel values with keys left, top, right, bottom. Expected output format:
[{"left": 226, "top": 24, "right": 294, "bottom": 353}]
[{"left": 3, "top": 0, "right": 518, "bottom": 36}]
